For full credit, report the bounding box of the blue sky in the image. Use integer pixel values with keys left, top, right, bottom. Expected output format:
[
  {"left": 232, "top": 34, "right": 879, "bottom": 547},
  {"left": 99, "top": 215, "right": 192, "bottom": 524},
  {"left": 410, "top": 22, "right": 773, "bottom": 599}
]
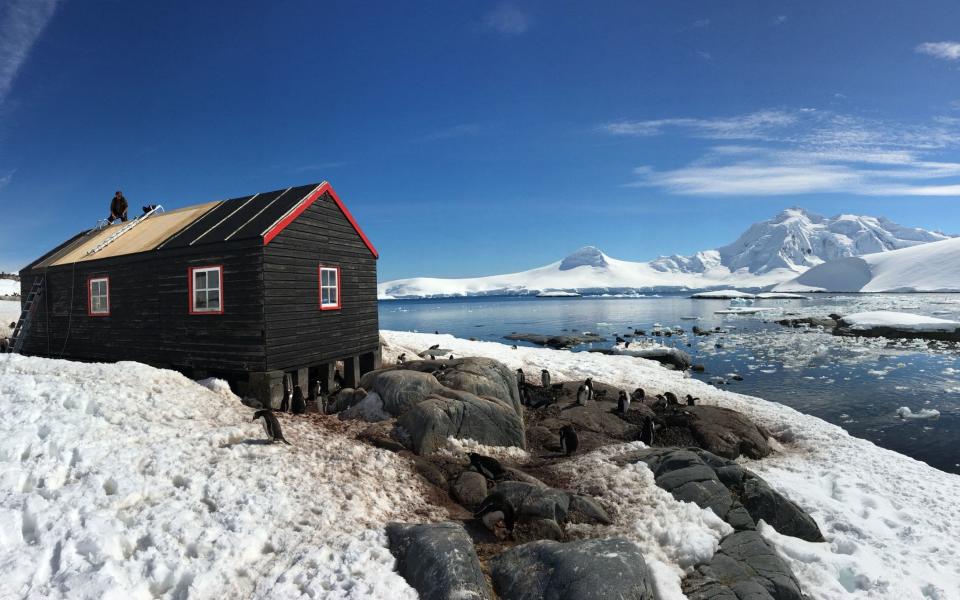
[{"left": 1, "top": 1, "right": 959, "bottom": 280}]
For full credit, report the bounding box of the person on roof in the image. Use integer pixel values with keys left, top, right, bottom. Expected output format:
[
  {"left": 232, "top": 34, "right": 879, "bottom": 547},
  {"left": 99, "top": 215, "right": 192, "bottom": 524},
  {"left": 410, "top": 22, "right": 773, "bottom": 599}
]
[{"left": 109, "top": 191, "right": 128, "bottom": 224}]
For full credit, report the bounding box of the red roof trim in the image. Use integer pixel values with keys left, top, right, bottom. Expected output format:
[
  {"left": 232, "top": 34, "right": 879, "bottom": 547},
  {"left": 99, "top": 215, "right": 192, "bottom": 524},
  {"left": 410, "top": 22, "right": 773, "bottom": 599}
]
[{"left": 262, "top": 182, "right": 379, "bottom": 258}]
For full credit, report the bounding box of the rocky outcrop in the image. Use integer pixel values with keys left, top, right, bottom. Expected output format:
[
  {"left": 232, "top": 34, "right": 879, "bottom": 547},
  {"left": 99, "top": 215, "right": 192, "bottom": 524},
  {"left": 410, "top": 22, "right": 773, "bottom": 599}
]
[
  {"left": 683, "top": 531, "right": 805, "bottom": 600},
  {"left": 353, "top": 358, "right": 526, "bottom": 454},
  {"left": 479, "top": 481, "right": 611, "bottom": 542},
  {"left": 451, "top": 471, "right": 488, "bottom": 509},
  {"left": 504, "top": 332, "right": 606, "bottom": 349},
  {"left": 386, "top": 522, "right": 493, "bottom": 600},
  {"left": 682, "top": 405, "right": 772, "bottom": 460},
  {"left": 589, "top": 346, "right": 693, "bottom": 370},
  {"left": 613, "top": 448, "right": 823, "bottom": 542},
  {"left": 489, "top": 538, "right": 655, "bottom": 600}
]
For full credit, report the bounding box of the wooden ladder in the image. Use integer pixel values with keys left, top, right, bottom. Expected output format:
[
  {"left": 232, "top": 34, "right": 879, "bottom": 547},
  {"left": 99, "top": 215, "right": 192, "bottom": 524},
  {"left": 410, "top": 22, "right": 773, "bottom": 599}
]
[{"left": 8, "top": 276, "right": 44, "bottom": 354}]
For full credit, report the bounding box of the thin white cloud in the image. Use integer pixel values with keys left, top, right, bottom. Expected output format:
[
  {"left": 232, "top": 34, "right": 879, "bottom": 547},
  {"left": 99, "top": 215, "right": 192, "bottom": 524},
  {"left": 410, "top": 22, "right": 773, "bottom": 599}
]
[
  {"left": 0, "top": 170, "right": 12, "bottom": 190},
  {"left": 610, "top": 109, "right": 960, "bottom": 198},
  {"left": 290, "top": 161, "right": 348, "bottom": 173},
  {"left": 0, "top": 0, "right": 59, "bottom": 104},
  {"left": 691, "top": 19, "right": 710, "bottom": 29},
  {"left": 481, "top": 4, "right": 530, "bottom": 35},
  {"left": 419, "top": 123, "right": 481, "bottom": 142},
  {"left": 601, "top": 109, "right": 800, "bottom": 140},
  {"left": 696, "top": 50, "right": 713, "bottom": 62},
  {"left": 915, "top": 41, "right": 960, "bottom": 62},
  {"left": 772, "top": 15, "right": 788, "bottom": 26}
]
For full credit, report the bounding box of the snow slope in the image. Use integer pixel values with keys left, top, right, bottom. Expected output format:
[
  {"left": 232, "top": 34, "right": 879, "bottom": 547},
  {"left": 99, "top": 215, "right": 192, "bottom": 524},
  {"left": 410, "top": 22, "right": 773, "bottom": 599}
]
[
  {"left": 0, "top": 354, "right": 444, "bottom": 599},
  {"left": 775, "top": 236, "right": 960, "bottom": 293},
  {"left": 382, "top": 331, "right": 960, "bottom": 600},
  {"left": 0, "top": 278, "right": 18, "bottom": 297},
  {"left": 380, "top": 208, "right": 951, "bottom": 299}
]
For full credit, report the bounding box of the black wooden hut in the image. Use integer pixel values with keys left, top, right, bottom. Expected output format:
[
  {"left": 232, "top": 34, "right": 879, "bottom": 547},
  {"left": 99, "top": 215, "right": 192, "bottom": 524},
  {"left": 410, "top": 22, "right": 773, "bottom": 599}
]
[{"left": 15, "top": 182, "right": 380, "bottom": 406}]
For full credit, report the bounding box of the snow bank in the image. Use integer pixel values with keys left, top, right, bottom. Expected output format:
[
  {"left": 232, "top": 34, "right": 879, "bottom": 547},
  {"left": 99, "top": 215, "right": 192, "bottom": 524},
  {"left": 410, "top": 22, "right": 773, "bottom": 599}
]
[
  {"left": 0, "top": 278, "right": 18, "bottom": 297},
  {"left": 0, "top": 299, "right": 18, "bottom": 339},
  {"left": 775, "top": 236, "right": 960, "bottom": 293},
  {"left": 841, "top": 311, "right": 960, "bottom": 332},
  {"left": 0, "top": 354, "right": 444, "bottom": 599},
  {"left": 382, "top": 330, "right": 960, "bottom": 599}
]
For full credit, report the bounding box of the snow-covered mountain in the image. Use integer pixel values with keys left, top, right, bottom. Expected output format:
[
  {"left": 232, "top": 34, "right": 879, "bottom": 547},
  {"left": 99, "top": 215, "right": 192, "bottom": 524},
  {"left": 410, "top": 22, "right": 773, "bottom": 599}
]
[
  {"left": 379, "top": 208, "right": 953, "bottom": 299},
  {"left": 774, "top": 236, "right": 960, "bottom": 293}
]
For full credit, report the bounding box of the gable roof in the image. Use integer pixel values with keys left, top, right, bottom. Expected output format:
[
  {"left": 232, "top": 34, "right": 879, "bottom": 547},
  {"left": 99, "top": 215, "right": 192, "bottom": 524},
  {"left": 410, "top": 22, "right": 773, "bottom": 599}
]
[{"left": 27, "top": 182, "right": 378, "bottom": 270}]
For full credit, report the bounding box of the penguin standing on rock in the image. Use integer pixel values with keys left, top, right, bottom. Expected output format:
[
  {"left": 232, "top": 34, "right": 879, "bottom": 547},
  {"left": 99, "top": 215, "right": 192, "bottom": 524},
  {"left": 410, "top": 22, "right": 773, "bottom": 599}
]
[
  {"left": 559, "top": 424, "right": 579, "bottom": 456},
  {"left": 664, "top": 391, "right": 679, "bottom": 406},
  {"left": 541, "top": 369, "right": 551, "bottom": 389},
  {"left": 617, "top": 390, "right": 630, "bottom": 414},
  {"left": 291, "top": 385, "right": 306, "bottom": 415},
  {"left": 686, "top": 394, "right": 698, "bottom": 406},
  {"left": 576, "top": 382, "right": 590, "bottom": 406},
  {"left": 397, "top": 353, "right": 406, "bottom": 365},
  {"left": 252, "top": 410, "right": 291, "bottom": 445},
  {"left": 631, "top": 388, "right": 645, "bottom": 404},
  {"left": 516, "top": 368, "right": 525, "bottom": 387},
  {"left": 639, "top": 416, "right": 655, "bottom": 445}
]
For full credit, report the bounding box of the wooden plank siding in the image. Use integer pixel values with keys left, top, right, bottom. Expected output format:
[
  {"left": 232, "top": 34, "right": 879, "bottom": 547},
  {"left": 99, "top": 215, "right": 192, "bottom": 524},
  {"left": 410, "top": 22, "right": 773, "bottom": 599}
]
[
  {"left": 263, "top": 190, "right": 379, "bottom": 372},
  {"left": 18, "top": 239, "right": 267, "bottom": 372}
]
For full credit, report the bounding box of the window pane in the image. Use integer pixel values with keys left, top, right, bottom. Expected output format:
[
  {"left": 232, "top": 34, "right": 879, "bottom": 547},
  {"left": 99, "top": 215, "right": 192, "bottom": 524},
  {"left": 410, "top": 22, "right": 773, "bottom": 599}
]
[
  {"left": 195, "top": 290, "right": 206, "bottom": 309},
  {"left": 321, "top": 269, "right": 330, "bottom": 286},
  {"left": 195, "top": 271, "right": 206, "bottom": 289},
  {"left": 321, "top": 288, "right": 330, "bottom": 305},
  {"left": 208, "top": 290, "right": 220, "bottom": 309},
  {"left": 208, "top": 269, "right": 219, "bottom": 289},
  {"left": 330, "top": 270, "right": 337, "bottom": 287}
]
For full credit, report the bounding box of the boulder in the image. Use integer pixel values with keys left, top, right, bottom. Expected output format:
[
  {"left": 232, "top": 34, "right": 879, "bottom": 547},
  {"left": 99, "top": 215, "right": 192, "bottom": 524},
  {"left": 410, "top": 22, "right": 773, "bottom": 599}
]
[
  {"left": 451, "top": 471, "right": 488, "bottom": 509},
  {"left": 357, "top": 359, "right": 526, "bottom": 454},
  {"left": 685, "top": 406, "right": 772, "bottom": 460},
  {"left": 613, "top": 448, "right": 822, "bottom": 542},
  {"left": 683, "top": 531, "right": 805, "bottom": 600},
  {"left": 386, "top": 522, "right": 493, "bottom": 600},
  {"left": 489, "top": 538, "right": 656, "bottom": 600}
]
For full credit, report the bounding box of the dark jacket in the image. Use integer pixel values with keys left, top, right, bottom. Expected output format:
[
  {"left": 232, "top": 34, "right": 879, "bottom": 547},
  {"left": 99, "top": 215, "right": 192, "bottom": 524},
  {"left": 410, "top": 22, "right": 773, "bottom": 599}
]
[{"left": 110, "top": 195, "right": 128, "bottom": 218}]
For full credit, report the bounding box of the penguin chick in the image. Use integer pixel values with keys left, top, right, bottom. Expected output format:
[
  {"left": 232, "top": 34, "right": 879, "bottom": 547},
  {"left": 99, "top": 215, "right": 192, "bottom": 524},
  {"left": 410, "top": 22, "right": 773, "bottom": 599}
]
[{"left": 559, "top": 424, "right": 579, "bottom": 456}]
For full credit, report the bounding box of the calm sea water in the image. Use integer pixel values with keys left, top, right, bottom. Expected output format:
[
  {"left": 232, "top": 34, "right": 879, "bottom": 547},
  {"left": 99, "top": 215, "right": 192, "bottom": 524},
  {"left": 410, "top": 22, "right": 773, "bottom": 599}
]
[{"left": 380, "top": 294, "right": 960, "bottom": 475}]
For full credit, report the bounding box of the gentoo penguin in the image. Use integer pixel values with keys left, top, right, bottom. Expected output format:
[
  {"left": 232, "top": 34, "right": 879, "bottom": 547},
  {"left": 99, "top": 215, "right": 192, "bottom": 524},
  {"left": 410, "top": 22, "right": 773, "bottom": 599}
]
[
  {"left": 686, "top": 394, "right": 698, "bottom": 406},
  {"left": 397, "top": 353, "right": 406, "bottom": 365},
  {"left": 654, "top": 394, "right": 667, "bottom": 409},
  {"left": 559, "top": 424, "right": 579, "bottom": 456},
  {"left": 584, "top": 377, "right": 594, "bottom": 395},
  {"left": 516, "top": 368, "right": 525, "bottom": 388},
  {"left": 576, "top": 382, "right": 590, "bottom": 406},
  {"left": 615, "top": 335, "right": 626, "bottom": 344},
  {"left": 252, "top": 410, "right": 291, "bottom": 445},
  {"left": 624, "top": 341, "right": 631, "bottom": 349},
  {"left": 639, "top": 416, "right": 655, "bottom": 445},
  {"left": 664, "top": 391, "right": 679, "bottom": 406},
  {"left": 291, "top": 385, "right": 306, "bottom": 415},
  {"left": 309, "top": 379, "right": 321, "bottom": 402},
  {"left": 511, "top": 344, "right": 518, "bottom": 350},
  {"left": 541, "top": 369, "right": 551, "bottom": 389},
  {"left": 617, "top": 390, "right": 630, "bottom": 414},
  {"left": 280, "top": 374, "right": 292, "bottom": 413},
  {"left": 333, "top": 369, "right": 344, "bottom": 392},
  {"left": 468, "top": 453, "right": 505, "bottom": 480},
  {"left": 631, "top": 387, "right": 646, "bottom": 403},
  {"left": 317, "top": 392, "right": 329, "bottom": 414},
  {"left": 475, "top": 493, "right": 516, "bottom": 538}
]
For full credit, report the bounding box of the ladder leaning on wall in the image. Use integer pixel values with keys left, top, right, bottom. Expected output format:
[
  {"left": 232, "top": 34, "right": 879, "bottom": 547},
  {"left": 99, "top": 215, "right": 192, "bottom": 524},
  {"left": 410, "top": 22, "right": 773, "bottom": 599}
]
[{"left": 7, "top": 276, "right": 44, "bottom": 354}]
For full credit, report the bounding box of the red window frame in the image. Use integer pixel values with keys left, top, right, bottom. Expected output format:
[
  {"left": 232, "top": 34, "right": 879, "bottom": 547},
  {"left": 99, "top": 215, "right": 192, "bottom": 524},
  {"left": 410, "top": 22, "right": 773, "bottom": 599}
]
[
  {"left": 188, "top": 265, "right": 224, "bottom": 315},
  {"left": 87, "top": 276, "right": 110, "bottom": 317},
  {"left": 319, "top": 265, "right": 341, "bottom": 311}
]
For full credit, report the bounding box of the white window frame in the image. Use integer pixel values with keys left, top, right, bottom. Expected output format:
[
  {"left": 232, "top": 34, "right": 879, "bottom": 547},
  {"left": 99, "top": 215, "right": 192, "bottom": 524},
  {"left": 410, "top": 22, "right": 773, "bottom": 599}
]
[
  {"left": 88, "top": 276, "right": 110, "bottom": 316},
  {"left": 319, "top": 265, "right": 340, "bottom": 310},
  {"left": 190, "top": 265, "right": 223, "bottom": 314}
]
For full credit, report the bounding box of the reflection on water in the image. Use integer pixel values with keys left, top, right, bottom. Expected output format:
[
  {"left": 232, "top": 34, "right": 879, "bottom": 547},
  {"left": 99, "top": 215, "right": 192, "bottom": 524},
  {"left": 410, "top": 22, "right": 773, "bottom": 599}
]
[{"left": 380, "top": 294, "right": 960, "bottom": 474}]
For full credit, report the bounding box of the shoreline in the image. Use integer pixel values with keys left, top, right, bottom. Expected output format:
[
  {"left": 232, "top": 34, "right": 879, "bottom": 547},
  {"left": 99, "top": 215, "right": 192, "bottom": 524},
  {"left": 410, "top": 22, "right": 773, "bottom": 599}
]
[{"left": 382, "top": 329, "right": 960, "bottom": 598}]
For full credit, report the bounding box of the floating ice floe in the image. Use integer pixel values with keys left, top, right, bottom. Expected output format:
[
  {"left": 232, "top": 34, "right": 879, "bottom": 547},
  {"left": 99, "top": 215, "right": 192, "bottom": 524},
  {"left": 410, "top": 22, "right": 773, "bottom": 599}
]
[{"left": 896, "top": 407, "right": 941, "bottom": 420}]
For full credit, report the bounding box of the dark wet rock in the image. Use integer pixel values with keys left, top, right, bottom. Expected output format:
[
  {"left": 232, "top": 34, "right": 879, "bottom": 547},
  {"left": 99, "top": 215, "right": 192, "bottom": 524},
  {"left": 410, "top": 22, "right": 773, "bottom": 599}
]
[
  {"left": 684, "top": 405, "right": 772, "bottom": 460},
  {"left": 683, "top": 531, "right": 805, "bottom": 600},
  {"left": 504, "top": 332, "right": 606, "bottom": 348},
  {"left": 740, "top": 476, "right": 823, "bottom": 543},
  {"left": 356, "top": 422, "right": 406, "bottom": 453},
  {"left": 612, "top": 448, "right": 822, "bottom": 542},
  {"left": 451, "top": 471, "right": 488, "bottom": 509},
  {"left": 355, "top": 358, "right": 526, "bottom": 455},
  {"left": 776, "top": 316, "right": 838, "bottom": 329},
  {"left": 489, "top": 537, "right": 656, "bottom": 600},
  {"left": 386, "top": 522, "right": 493, "bottom": 600},
  {"left": 589, "top": 346, "right": 693, "bottom": 370},
  {"left": 567, "top": 493, "right": 612, "bottom": 525}
]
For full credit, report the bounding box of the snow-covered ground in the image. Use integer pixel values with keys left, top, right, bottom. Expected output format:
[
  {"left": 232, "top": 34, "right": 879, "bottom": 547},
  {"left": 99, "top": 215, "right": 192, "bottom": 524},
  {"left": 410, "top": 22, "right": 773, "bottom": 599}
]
[
  {"left": 379, "top": 208, "right": 952, "bottom": 299},
  {"left": 383, "top": 330, "right": 960, "bottom": 600},
  {"left": 1, "top": 299, "right": 19, "bottom": 339},
  {"left": 0, "top": 354, "right": 444, "bottom": 599},
  {"left": 0, "top": 278, "right": 19, "bottom": 297},
  {"left": 776, "top": 236, "right": 960, "bottom": 293},
  {"left": 841, "top": 310, "right": 960, "bottom": 332}
]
